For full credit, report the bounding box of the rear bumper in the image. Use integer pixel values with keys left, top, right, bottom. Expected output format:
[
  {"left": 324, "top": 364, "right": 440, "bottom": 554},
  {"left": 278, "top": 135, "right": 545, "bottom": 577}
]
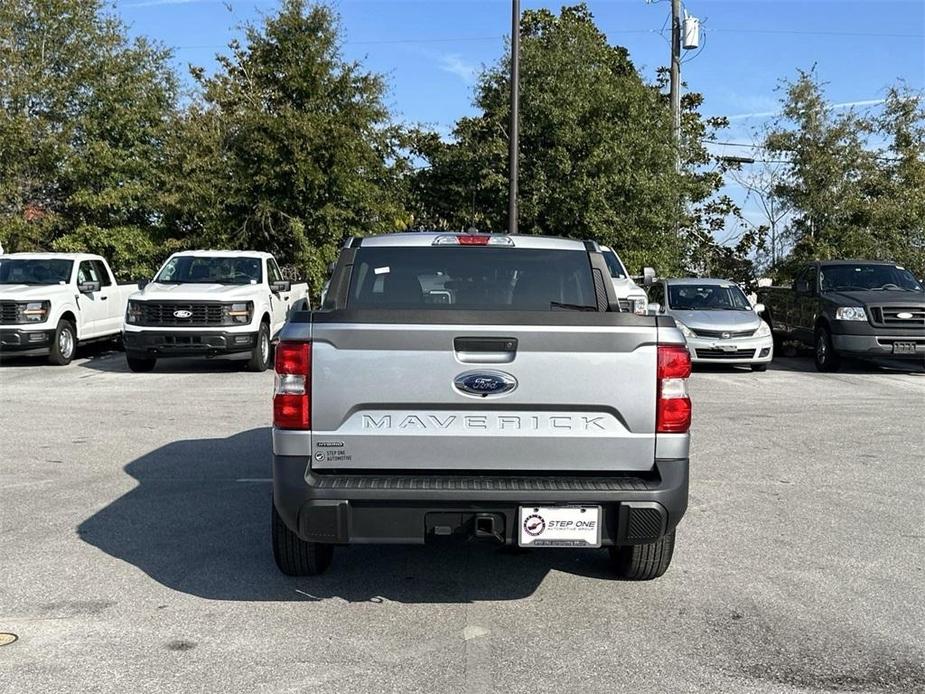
[
  {"left": 272, "top": 456, "right": 689, "bottom": 546},
  {"left": 0, "top": 328, "right": 54, "bottom": 354},
  {"left": 832, "top": 333, "right": 925, "bottom": 359},
  {"left": 123, "top": 329, "right": 258, "bottom": 357}
]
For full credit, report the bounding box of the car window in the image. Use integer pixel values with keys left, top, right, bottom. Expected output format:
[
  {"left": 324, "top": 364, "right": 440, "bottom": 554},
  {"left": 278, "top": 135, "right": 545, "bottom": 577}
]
[
  {"left": 348, "top": 247, "right": 597, "bottom": 311},
  {"left": 77, "top": 261, "right": 101, "bottom": 285},
  {"left": 0, "top": 259, "right": 73, "bottom": 285},
  {"left": 602, "top": 250, "right": 627, "bottom": 279},
  {"left": 92, "top": 260, "right": 113, "bottom": 286},
  {"left": 819, "top": 264, "right": 923, "bottom": 292},
  {"left": 155, "top": 256, "right": 262, "bottom": 284},
  {"left": 268, "top": 259, "right": 283, "bottom": 283},
  {"left": 667, "top": 283, "right": 752, "bottom": 311}
]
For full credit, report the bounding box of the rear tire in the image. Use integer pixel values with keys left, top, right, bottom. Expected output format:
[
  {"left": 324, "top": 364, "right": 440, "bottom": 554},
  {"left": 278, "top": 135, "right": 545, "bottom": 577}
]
[
  {"left": 48, "top": 319, "right": 76, "bottom": 366},
  {"left": 751, "top": 364, "right": 768, "bottom": 372},
  {"left": 814, "top": 325, "right": 841, "bottom": 372},
  {"left": 126, "top": 354, "right": 157, "bottom": 372},
  {"left": 246, "top": 321, "right": 271, "bottom": 372},
  {"left": 272, "top": 502, "right": 333, "bottom": 576},
  {"left": 609, "top": 530, "right": 675, "bottom": 580}
]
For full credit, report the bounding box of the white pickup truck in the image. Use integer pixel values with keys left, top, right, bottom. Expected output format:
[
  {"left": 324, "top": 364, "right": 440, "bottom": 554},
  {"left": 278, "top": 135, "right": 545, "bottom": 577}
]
[
  {"left": 0, "top": 253, "right": 136, "bottom": 365},
  {"left": 601, "top": 246, "right": 652, "bottom": 315},
  {"left": 123, "top": 250, "right": 309, "bottom": 372}
]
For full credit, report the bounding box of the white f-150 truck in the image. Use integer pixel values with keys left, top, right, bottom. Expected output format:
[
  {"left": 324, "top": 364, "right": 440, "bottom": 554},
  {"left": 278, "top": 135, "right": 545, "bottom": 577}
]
[
  {"left": 123, "top": 250, "right": 309, "bottom": 372},
  {"left": 271, "top": 232, "right": 691, "bottom": 579},
  {"left": 0, "top": 253, "right": 136, "bottom": 365}
]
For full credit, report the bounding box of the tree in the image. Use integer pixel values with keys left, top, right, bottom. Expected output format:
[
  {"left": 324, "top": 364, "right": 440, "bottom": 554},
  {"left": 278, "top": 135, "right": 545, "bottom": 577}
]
[
  {"left": 0, "top": 0, "right": 179, "bottom": 278},
  {"left": 764, "top": 71, "right": 925, "bottom": 277},
  {"left": 410, "top": 4, "right": 737, "bottom": 276},
  {"left": 168, "top": 0, "right": 412, "bottom": 292}
]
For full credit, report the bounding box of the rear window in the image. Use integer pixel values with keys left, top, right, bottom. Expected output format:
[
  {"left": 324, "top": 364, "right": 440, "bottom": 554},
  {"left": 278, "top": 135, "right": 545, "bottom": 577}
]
[{"left": 347, "top": 247, "right": 597, "bottom": 310}]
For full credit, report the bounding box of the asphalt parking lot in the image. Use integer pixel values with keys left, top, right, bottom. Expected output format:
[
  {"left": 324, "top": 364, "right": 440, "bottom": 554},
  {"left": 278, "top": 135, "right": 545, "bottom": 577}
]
[{"left": 1, "top": 347, "right": 923, "bottom": 694}]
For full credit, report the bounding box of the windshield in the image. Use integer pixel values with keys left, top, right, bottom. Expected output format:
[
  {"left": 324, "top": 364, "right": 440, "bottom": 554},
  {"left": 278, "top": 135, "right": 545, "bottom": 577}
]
[
  {"left": 154, "top": 256, "right": 262, "bottom": 285},
  {"left": 668, "top": 283, "right": 752, "bottom": 311},
  {"left": 347, "top": 247, "right": 596, "bottom": 310},
  {"left": 819, "top": 264, "right": 923, "bottom": 292},
  {"left": 602, "top": 249, "right": 627, "bottom": 279},
  {"left": 0, "top": 258, "right": 73, "bottom": 285}
]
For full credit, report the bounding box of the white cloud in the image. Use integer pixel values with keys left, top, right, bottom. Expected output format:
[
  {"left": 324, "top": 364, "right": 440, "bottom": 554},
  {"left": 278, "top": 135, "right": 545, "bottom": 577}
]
[{"left": 439, "top": 54, "right": 477, "bottom": 85}]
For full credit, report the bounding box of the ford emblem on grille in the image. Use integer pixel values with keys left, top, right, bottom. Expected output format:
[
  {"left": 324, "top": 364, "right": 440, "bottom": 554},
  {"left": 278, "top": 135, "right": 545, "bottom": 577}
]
[
  {"left": 173, "top": 309, "right": 192, "bottom": 318},
  {"left": 721, "top": 331, "right": 731, "bottom": 339},
  {"left": 454, "top": 370, "right": 517, "bottom": 397},
  {"left": 896, "top": 312, "right": 914, "bottom": 320}
]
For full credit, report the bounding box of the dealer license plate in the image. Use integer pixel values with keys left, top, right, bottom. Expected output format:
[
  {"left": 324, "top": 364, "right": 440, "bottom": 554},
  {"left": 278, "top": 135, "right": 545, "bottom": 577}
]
[
  {"left": 518, "top": 506, "right": 601, "bottom": 548},
  {"left": 893, "top": 342, "right": 917, "bottom": 354}
]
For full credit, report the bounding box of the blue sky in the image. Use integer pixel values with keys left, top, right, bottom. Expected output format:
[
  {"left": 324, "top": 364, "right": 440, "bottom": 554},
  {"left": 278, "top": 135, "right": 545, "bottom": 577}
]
[{"left": 113, "top": 0, "right": 925, "bottom": 230}]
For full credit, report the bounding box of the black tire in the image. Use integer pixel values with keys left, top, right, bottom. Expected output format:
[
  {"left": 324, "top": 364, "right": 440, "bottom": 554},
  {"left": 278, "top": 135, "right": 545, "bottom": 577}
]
[
  {"left": 246, "top": 321, "right": 271, "bottom": 372},
  {"left": 609, "top": 530, "right": 675, "bottom": 580},
  {"left": 126, "top": 354, "right": 157, "bottom": 372},
  {"left": 751, "top": 364, "right": 768, "bottom": 372},
  {"left": 272, "top": 502, "right": 333, "bottom": 576},
  {"left": 814, "top": 325, "right": 841, "bottom": 372},
  {"left": 48, "top": 319, "right": 76, "bottom": 366}
]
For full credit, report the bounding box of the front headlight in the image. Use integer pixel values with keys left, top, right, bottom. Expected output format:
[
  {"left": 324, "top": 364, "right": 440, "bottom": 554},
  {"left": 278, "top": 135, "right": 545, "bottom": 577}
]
[
  {"left": 754, "top": 321, "right": 771, "bottom": 337},
  {"left": 126, "top": 300, "right": 143, "bottom": 324},
  {"left": 835, "top": 306, "right": 867, "bottom": 321},
  {"left": 632, "top": 296, "right": 648, "bottom": 316},
  {"left": 18, "top": 301, "right": 50, "bottom": 323},
  {"left": 223, "top": 302, "right": 253, "bottom": 324},
  {"left": 675, "top": 320, "right": 695, "bottom": 339}
]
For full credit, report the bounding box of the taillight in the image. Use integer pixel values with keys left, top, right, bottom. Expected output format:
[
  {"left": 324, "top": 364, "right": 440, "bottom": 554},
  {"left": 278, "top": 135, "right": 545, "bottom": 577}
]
[
  {"left": 274, "top": 342, "right": 311, "bottom": 429},
  {"left": 656, "top": 344, "right": 692, "bottom": 433}
]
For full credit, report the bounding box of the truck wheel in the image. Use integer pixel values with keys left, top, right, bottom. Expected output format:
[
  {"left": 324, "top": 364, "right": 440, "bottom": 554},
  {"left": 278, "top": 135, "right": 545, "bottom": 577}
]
[
  {"left": 814, "top": 326, "right": 841, "bottom": 372},
  {"left": 126, "top": 354, "right": 157, "bottom": 372},
  {"left": 609, "top": 530, "right": 675, "bottom": 580},
  {"left": 48, "top": 319, "right": 76, "bottom": 366},
  {"left": 246, "top": 321, "right": 271, "bottom": 372},
  {"left": 272, "top": 502, "right": 333, "bottom": 576}
]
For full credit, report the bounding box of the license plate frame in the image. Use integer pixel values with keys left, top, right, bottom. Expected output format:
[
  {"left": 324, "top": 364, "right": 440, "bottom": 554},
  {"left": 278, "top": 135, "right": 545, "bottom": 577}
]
[
  {"left": 518, "top": 506, "right": 602, "bottom": 548},
  {"left": 892, "top": 342, "right": 917, "bottom": 354}
]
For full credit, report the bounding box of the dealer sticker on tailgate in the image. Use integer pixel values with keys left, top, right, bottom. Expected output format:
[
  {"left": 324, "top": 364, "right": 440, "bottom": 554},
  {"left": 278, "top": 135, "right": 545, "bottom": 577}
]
[{"left": 518, "top": 506, "right": 602, "bottom": 548}]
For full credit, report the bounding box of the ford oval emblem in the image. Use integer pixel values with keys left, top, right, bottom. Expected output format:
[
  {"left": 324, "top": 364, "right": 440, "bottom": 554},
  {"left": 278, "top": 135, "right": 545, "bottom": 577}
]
[
  {"left": 896, "top": 312, "right": 913, "bottom": 320},
  {"left": 721, "top": 331, "right": 731, "bottom": 340},
  {"left": 454, "top": 370, "right": 517, "bottom": 398},
  {"left": 173, "top": 309, "right": 192, "bottom": 318}
]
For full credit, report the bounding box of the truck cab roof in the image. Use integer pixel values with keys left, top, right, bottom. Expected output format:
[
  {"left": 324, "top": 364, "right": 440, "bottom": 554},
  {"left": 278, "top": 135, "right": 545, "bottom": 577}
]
[
  {"left": 169, "top": 250, "right": 276, "bottom": 260},
  {"left": 354, "top": 232, "right": 593, "bottom": 252},
  {"left": 0, "top": 252, "right": 107, "bottom": 263}
]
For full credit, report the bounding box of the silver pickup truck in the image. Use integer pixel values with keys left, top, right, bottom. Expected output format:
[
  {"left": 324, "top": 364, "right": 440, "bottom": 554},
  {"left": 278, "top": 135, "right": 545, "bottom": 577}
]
[{"left": 271, "top": 232, "right": 691, "bottom": 580}]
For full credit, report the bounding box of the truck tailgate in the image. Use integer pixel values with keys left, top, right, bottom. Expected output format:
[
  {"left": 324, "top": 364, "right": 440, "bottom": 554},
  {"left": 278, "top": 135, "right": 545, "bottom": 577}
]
[{"left": 305, "top": 312, "right": 657, "bottom": 473}]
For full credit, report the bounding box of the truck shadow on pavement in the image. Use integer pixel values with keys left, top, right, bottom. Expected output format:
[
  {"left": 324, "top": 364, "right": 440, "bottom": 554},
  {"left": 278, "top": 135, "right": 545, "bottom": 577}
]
[{"left": 77, "top": 427, "right": 617, "bottom": 603}]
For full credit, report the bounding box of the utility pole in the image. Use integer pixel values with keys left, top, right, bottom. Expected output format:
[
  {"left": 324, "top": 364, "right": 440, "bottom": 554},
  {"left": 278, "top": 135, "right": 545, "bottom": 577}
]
[
  {"left": 669, "top": 0, "right": 682, "bottom": 171},
  {"left": 508, "top": 0, "right": 520, "bottom": 234}
]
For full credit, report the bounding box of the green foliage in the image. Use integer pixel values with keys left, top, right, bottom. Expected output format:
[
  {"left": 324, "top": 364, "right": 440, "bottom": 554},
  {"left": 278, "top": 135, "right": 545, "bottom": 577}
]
[
  {"left": 166, "top": 0, "right": 412, "bottom": 294},
  {"left": 0, "top": 0, "right": 178, "bottom": 277},
  {"left": 410, "top": 4, "right": 738, "bottom": 277},
  {"left": 765, "top": 72, "right": 925, "bottom": 278}
]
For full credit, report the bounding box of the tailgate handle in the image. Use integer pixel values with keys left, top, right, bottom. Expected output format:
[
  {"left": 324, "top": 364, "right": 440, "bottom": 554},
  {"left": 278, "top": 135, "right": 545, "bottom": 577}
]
[{"left": 454, "top": 337, "right": 517, "bottom": 364}]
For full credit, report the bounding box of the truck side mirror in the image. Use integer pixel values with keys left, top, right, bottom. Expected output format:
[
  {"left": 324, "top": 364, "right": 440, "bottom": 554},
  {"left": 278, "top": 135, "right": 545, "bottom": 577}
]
[
  {"left": 78, "top": 280, "right": 101, "bottom": 293},
  {"left": 794, "top": 280, "right": 810, "bottom": 295},
  {"left": 271, "top": 280, "right": 291, "bottom": 293},
  {"left": 753, "top": 302, "right": 765, "bottom": 314},
  {"left": 642, "top": 267, "right": 656, "bottom": 287},
  {"left": 327, "top": 261, "right": 336, "bottom": 275},
  {"left": 647, "top": 302, "right": 662, "bottom": 315},
  {"left": 137, "top": 278, "right": 150, "bottom": 290}
]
